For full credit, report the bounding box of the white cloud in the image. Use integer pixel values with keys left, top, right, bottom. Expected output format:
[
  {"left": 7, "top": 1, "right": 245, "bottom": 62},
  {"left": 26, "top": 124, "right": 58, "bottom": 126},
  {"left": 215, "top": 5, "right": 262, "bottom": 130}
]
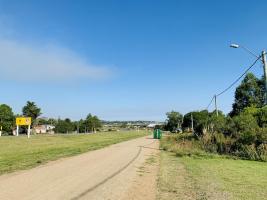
[{"left": 0, "top": 38, "right": 112, "bottom": 82}]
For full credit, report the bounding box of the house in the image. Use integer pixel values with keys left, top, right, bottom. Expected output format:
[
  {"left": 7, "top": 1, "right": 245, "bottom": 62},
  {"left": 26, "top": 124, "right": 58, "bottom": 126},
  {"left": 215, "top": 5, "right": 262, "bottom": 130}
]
[
  {"left": 147, "top": 124, "right": 157, "bottom": 129},
  {"left": 33, "top": 125, "right": 55, "bottom": 134}
]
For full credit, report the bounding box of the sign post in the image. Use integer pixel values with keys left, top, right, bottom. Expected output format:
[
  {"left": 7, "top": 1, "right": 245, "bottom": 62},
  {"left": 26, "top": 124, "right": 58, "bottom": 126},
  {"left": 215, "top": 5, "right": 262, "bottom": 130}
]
[
  {"left": 0, "top": 126, "right": 2, "bottom": 136},
  {"left": 16, "top": 117, "right": 32, "bottom": 138}
]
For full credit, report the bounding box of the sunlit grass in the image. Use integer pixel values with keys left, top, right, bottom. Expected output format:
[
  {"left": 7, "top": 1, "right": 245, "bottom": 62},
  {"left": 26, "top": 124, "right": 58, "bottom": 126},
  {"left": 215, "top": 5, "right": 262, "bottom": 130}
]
[{"left": 158, "top": 136, "right": 267, "bottom": 200}]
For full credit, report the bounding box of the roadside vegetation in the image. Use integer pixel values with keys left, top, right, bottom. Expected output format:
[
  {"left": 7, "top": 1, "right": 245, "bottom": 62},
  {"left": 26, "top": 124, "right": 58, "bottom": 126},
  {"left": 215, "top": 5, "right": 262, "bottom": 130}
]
[
  {"left": 158, "top": 72, "right": 267, "bottom": 199},
  {"left": 163, "top": 72, "right": 267, "bottom": 161},
  {"left": 0, "top": 101, "right": 152, "bottom": 135},
  {"left": 0, "top": 131, "right": 148, "bottom": 174},
  {"left": 0, "top": 100, "right": 103, "bottom": 135},
  {"left": 158, "top": 135, "right": 267, "bottom": 200}
]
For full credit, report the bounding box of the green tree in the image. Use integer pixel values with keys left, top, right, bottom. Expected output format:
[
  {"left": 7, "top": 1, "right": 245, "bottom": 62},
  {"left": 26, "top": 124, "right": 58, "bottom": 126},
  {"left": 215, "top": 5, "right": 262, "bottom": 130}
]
[
  {"left": 182, "top": 110, "right": 209, "bottom": 134},
  {"left": 0, "top": 104, "right": 14, "bottom": 134},
  {"left": 54, "top": 118, "right": 75, "bottom": 133},
  {"left": 208, "top": 110, "right": 226, "bottom": 133},
  {"left": 256, "top": 106, "right": 267, "bottom": 128},
  {"left": 22, "top": 101, "right": 42, "bottom": 125},
  {"left": 165, "top": 111, "right": 183, "bottom": 132},
  {"left": 84, "top": 114, "right": 102, "bottom": 133},
  {"left": 231, "top": 113, "right": 259, "bottom": 141},
  {"left": 230, "top": 73, "right": 264, "bottom": 116},
  {"left": 76, "top": 119, "right": 85, "bottom": 133}
]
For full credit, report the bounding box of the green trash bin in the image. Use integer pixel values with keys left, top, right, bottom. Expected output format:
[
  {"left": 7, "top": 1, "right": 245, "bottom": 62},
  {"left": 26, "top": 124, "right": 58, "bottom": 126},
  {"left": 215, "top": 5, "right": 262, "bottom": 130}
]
[
  {"left": 157, "top": 129, "right": 162, "bottom": 139},
  {"left": 153, "top": 129, "right": 162, "bottom": 139},
  {"left": 153, "top": 129, "right": 157, "bottom": 139}
]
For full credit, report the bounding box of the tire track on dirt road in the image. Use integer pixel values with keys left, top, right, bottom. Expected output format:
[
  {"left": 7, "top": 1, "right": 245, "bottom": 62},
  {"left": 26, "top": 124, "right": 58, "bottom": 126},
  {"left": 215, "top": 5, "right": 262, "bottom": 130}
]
[
  {"left": 0, "top": 136, "right": 159, "bottom": 200},
  {"left": 71, "top": 140, "right": 156, "bottom": 200}
]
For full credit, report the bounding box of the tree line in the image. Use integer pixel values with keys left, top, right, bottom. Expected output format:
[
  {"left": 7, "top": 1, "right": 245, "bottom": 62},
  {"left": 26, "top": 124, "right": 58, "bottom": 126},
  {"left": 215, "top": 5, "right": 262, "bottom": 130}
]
[
  {"left": 0, "top": 101, "right": 102, "bottom": 135},
  {"left": 165, "top": 72, "right": 267, "bottom": 161}
]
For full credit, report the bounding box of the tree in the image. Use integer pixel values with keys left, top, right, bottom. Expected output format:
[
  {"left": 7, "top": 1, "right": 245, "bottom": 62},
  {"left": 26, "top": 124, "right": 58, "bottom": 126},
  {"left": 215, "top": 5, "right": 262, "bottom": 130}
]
[
  {"left": 22, "top": 101, "right": 42, "bottom": 125},
  {"left": 230, "top": 73, "right": 264, "bottom": 116},
  {"left": 232, "top": 113, "right": 259, "bottom": 139},
  {"left": 84, "top": 114, "right": 102, "bottom": 133},
  {"left": 0, "top": 104, "right": 14, "bottom": 134},
  {"left": 76, "top": 119, "right": 86, "bottom": 133},
  {"left": 182, "top": 110, "right": 209, "bottom": 134},
  {"left": 54, "top": 118, "right": 75, "bottom": 133},
  {"left": 208, "top": 110, "right": 226, "bottom": 133},
  {"left": 165, "top": 111, "right": 183, "bottom": 132},
  {"left": 256, "top": 106, "right": 267, "bottom": 128}
]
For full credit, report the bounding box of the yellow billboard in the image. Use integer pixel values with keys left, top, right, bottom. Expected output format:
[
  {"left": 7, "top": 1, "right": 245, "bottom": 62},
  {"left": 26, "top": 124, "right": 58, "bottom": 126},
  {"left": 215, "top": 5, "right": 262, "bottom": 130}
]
[{"left": 16, "top": 117, "right": 32, "bottom": 126}]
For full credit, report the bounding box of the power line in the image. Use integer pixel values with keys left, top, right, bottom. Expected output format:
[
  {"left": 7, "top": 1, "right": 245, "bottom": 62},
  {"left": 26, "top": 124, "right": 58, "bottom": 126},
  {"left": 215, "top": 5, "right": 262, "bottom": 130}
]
[
  {"left": 206, "top": 95, "right": 215, "bottom": 110},
  {"left": 205, "top": 56, "right": 261, "bottom": 112},
  {"left": 216, "top": 56, "right": 261, "bottom": 97}
]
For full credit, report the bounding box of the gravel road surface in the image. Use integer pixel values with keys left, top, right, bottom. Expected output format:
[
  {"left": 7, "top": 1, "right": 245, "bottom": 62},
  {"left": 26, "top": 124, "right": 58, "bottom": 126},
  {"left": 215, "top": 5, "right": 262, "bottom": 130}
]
[{"left": 0, "top": 135, "right": 159, "bottom": 200}]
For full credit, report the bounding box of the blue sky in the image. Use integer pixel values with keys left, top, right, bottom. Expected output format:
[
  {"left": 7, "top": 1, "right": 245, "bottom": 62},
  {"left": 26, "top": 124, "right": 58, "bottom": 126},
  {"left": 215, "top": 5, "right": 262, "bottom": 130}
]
[{"left": 0, "top": 0, "right": 266, "bottom": 121}]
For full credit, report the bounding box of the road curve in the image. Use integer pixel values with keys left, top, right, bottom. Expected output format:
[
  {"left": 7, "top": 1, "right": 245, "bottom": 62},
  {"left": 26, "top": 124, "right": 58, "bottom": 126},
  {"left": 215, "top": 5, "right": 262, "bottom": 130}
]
[{"left": 0, "top": 135, "right": 159, "bottom": 200}]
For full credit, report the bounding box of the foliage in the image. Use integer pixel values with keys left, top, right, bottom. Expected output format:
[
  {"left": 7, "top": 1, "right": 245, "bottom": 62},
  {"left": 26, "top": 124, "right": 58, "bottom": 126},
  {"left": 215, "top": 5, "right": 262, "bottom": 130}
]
[
  {"left": 83, "top": 114, "right": 102, "bottom": 132},
  {"left": 160, "top": 134, "right": 208, "bottom": 157},
  {"left": 54, "top": 118, "right": 75, "bottom": 133},
  {"left": 0, "top": 104, "right": 14, "bottom": 134},
  {"left": 22, "top": 101, "right": 42, "bottom": 125},
  {"left": 168, "top": 106, "right": 267, "bottom": 161},
  {"left": 256, "top": 106, "right": 267, "bottom": 127},
  {"left": 231, "top": 113, "right": 258, "bottom": 137},
  {"left": 165, "top": 111, "right": 183, "bottom": 132},
  {"left": 37, "top": 118, "right": 57, "bottom": 126},
  {"left": 182, "top": 110, "right": 210, "bottom": 135},
  {"left": 230, "top": 73, "right": 264, "bottom": 116}
]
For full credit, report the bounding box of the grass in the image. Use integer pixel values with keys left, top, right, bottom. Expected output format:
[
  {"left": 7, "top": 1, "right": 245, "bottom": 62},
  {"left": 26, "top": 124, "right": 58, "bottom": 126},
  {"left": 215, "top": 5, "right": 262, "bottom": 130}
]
[
  {"left": 0, "top": 131, "right": 148, "bottom": 175},
  {"left": 158, "top": 136, "right": 267, "bottom": 200},
  {"left": 137, "top": 154, "right": 158, "bottom": 176}
]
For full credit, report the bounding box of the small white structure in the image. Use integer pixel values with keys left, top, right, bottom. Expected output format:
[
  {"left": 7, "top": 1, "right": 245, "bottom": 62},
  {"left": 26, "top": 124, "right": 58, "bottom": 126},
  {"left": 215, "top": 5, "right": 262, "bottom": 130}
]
[
  {"left": 33, "top": 125, "right": 55, "bottom": 134},
  {"left": 147, "top": 124, "right": 157, "bottom": 128}
]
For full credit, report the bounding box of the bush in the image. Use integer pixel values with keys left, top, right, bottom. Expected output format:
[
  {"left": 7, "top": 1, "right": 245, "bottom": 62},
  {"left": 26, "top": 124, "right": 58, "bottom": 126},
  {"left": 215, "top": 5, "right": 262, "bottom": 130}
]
[
  {"left": 236, "top": 113, "right": 258, "bottom": 131},
  {"left": 169, "top": 105, "right": 267, "bottom": 162},
  {"left": 257, "top": 144, "right": 267, "bottom": 161},
  {"left": 256, "top": 128, "right": 267, "bottom": 145},
  {"left": 256, "top": 106, "right": 267, "bottom": 127},
  {"left": 234, "top": 144, "right": 267, "bottom": 161},
  {"left": 160, "top": 134, "right": 207, "bottom": 157}
]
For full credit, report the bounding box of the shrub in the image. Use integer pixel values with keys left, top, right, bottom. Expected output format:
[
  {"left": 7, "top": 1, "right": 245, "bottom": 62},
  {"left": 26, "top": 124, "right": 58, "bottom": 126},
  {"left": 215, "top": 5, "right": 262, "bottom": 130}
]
[
  {"left": 161, "top": 134, "right": 206, "bottom": 157},
  {"left": 231, "top": 113, "right": 259, "bottom": 138},
  {"left": 256, "top": 106, "right": 267, "bottom": 127},
  {"left": 256, "top": 128, "right": 267, "bottom": 145},
  {"left": 257, "top": 144, "right": 267, "bottom": 161}
]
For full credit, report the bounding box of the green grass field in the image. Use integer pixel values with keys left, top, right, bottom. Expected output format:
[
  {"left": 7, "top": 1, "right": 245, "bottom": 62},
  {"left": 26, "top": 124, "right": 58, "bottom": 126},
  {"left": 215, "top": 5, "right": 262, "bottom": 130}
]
[
  {"left": 0, "top": 131, "right": 148, "bottom": 175},
  {"left": 158, "top": 151, "right": 267, "bottom": 200}
]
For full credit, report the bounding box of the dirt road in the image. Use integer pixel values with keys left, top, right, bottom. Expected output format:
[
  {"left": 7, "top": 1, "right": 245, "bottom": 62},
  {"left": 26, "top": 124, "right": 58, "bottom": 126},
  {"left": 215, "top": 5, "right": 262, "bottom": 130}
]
[{"left": 0, "top": 136, "right": 159, "bottom": 200}]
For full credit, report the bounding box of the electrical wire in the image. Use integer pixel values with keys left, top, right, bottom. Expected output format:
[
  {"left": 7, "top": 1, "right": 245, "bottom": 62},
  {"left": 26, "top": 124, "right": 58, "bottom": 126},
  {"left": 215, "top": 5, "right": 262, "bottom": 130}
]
[
  {"left": 206, "top": 95, "right": 215, "bottom": 110},
  {"left": 204, "top": 56, "right": 261, "bottom": 111},
  {"left": 216, "top": 56, "right": 261, "bottom": 97}
]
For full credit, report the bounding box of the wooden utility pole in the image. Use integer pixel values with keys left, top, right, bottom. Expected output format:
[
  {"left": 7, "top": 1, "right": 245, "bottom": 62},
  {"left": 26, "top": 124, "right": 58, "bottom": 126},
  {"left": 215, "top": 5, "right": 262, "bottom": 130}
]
[
  {"left": 191, "top": 113, "right": 194, "bottom": 133},
  {"left": 262, "top": 51, "right": 267, "bottom": 105},
  {"left": 214, "top": 95, "right": 218, "bottom": 117}
]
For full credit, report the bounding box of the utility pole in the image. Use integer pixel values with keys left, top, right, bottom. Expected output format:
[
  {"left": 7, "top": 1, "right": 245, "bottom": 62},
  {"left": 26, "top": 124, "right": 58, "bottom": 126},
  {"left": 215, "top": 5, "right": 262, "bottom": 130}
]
[
  {"left": 191, "top": 113, "right": 194, "bottom": 133},
  {"left": 214, "top": 95, "right": 218, "bottom": 117},
  {"left": 262, "top": 50, "right": 267, "bottom": 105},
  {"left": 0, "top": 118, "right": 2, "bottom": 136}
]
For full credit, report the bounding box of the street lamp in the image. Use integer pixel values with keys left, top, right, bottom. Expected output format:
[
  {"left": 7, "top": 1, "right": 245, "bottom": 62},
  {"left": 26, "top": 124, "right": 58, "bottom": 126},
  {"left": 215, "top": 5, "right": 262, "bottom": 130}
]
[
  {"left": 230, "top": 43, "right": 260, "bottom": 59},
  {"left": 230, "top": 43, "right": 267, "bottom": 104}
]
